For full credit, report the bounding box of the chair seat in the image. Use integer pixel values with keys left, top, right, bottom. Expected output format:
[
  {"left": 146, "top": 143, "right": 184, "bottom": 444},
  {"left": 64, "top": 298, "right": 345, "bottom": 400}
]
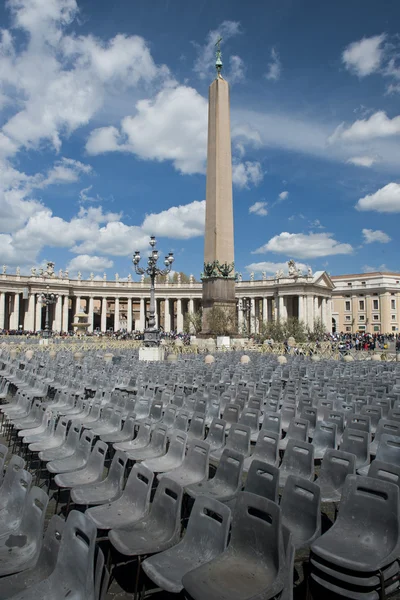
[
  {"left": 86, "top": 500, "right": 148, "bottom": 530},
  {"left": 109, "top": 519, "right": 179, "bottom": 556}
]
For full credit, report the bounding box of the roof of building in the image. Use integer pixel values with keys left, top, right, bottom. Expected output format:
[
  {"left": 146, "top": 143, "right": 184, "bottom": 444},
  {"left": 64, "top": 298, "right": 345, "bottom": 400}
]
[{"left": 331, "top": 272, "right": 400, "bottom": 279}]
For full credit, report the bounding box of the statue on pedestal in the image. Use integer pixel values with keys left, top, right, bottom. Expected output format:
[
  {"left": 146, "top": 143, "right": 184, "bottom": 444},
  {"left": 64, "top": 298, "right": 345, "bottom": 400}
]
[
  {"left": 30, "top": 267, "right": 36, "bottom": 276},
  {"left": 250, "top": 272, "right": 254, "bottom": 282},
  {"left": 115, "top": 273, "right": 119, "bottom": 282},
  {"left": 16, "top": 266, "right": 20, "bottom": 276},
  {"left": 103, "top": 273, "right": 107, "bottom": 281},
  {"left": 288, "top": 259, "right": 298, "bottom": 278},
  {"left": 90, "top": 272, "right": 94, "bottom": 281},
  {"left": 275, "top": 269, "right": 284, "bottom": 279},
  {"left": 308, "top": 267, "right": 313, "bottom": 277},
  {"left": 58, "top": 269, "right": 63, "bottom": 278},
  {"left": 77, "top": 271, "right": 82, "bottom": 281},
  {"left": 2, "top": 265, "right": 6, "bottom": 274},
  {"left": 127, "top": 273, "right": 132, "bottom": 282},
  {"left": 237, "top": 272, "right": 242, "bottom": 282},
  {"left": 262, "top": 271, "right": 267, "bottom": 281}
]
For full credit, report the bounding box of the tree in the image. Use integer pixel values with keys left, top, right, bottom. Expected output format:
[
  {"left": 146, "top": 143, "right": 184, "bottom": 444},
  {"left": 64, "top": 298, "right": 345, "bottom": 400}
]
[
  {"left": 183, "top": 309, "right": 203, "bottom": 334},
  {"left": 256, "top": 318, "right": 308, "bottom": 343},
  {"left": 307, "top": 317, "right": 325, "bottom": 341},
  {"left": 171, "top": 272, "right": 194, "bottom": 284},
  {"left": 207, "top": 306, "right": 237, "bottom": 336}
]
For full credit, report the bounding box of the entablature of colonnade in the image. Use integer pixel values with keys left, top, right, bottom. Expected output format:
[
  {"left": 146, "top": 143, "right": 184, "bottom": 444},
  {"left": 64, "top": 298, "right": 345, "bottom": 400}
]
[{"left": 0, "top": 268, "right": 335, "bottom": 298}]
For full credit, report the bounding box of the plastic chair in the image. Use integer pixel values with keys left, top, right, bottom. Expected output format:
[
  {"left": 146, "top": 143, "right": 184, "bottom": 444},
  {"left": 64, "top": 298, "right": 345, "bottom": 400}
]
[
  {"left": 0, "top": 465, "right": 32, "bottom": 535},
  {"left": 370, "top": 419, "right": 400, "bottom": 456},
  {"left": 124, "top": 424, "right": 168, "bottom": 462},
  {"left": 187, "top": 412, "right": 206, "bottom": 441},
  {"left": 5, "top": 510, "right": 97, "bottom": 600},
  {"left": 182, "top": 491, "right": 286, "bottom": 600},
  {"left": 100, "top": 413, "right": 136, "bottom": 444},
  {"left": 280, "top": 525, "right": 295, "bottom": 600},
  {"left": 278, "top": 439, "right": 314, "bottom": 488},
  {"left": 186, "top": 448, "right": 244, "bottom": 502},
  {"left": 38, "top": 423, "right": 82, "bottom": 463},
  {"left": 108, "top": 477, "right": 183, "bottom": 556},
  {"left": 312, "top": 421, "right": 337, "bottom": 460},
  {"left": 71, "top": 450, "right": 128, "bottom": 506},
  {"left": 243, "top": 459, "right": 279, "bottom": 505},
  {"left": 0, "top": 515, "right": 65, "bottom": 600},
  {"left": 210, "top": 424, "right": 251, "bottom": 464},
  {"left": 47, "top": 429, "right": 95, "bottom": 475},
  {"left": 280, "top": 475, "right": 321, "bottom": 550},
  {"left": 158, "top": 439, "right": 210, "bottom": 487},
  {"left": 261, "top": 411, "right": 281, "bottom": 434},
  {"left": 113, "top": 419, "right": 152, "bottom": 452},
  {"left": 85, "top": 463, "right": 154, "bottom": 530},
  {"left": 54, "top": 440, "right": 108, "bottom": 489},
  {"left": 142, "top": 431, "right": 187, "bottom": 473},
  {"left": 279, "top": 417, "right": 309, "bottom": 451},
  {"left": 142, "top": 496, "right": 230, "bottom": 594},
  {"left": 243, "top": 429, "right": 279, "bottom": 473},
  {"left": 340, "top": 428, "right": 370, "bottom": 470},
  {"left": 29, "top": 417, "right": 69, "bottom": 453},
  {"left": 359, "top": 433, "right": 400, "bottom": 476},
  {"left": 239, "top": 408, "right": 261, "bottom": 442},
  {"left": 300, "top": 407, "right": 317, "bottom": 437},
  {"left": 315, "top": 448, "right": 356, "bottom": 503},
  {"left": 204, "top": 418, "right": 227, "bottom": 453},
  {"left": 0, "top": 486, "right": 49, "bottom": 576},
  {"left": 368, "top": 459, "right": 400, "bottom": 489}
]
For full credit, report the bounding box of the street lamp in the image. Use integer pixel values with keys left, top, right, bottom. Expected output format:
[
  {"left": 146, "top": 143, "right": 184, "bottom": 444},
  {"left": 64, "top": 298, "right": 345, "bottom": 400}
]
[
  {"left": 132, "top": 236, "right": 174, "bottom": 346},
  {"left": 38, "top": 285, "right": 58, "bottom": 338}
]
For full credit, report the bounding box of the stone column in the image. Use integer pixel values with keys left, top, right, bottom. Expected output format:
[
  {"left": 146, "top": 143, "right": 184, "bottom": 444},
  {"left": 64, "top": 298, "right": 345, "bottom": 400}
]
[
  {"left": 24, "top": 293, "right": 35, "bottom": 331},
  {"left": 101, "top": 298, "right": 107, "bottom": 332},
  {"left": 278, "top": 296, "right": 287, "bottom": 321},
  {"left": 326, "top": 298, "right": 332, "bottom": 333},
  {"left": 127, "top": 297, "right": 132, "bottom": 332},
  {"left": 238, "top": 299, "right": 244, "bottom": 332},
  {"left": 298, "top": 295, "right": 304, "bottom": 322},
  {"left": 62, "top": 295, "right": 69, "bottom": 332},
  {"left": 11, "top": 293, "right": 20, "bottom": 329},
  {"left": 250, "top": 298, "right": 256, "bottom": 333},
  {"left": 314, "top": 296, "right": 320, "bottom": 323},
  {"left": 88, "top": 297, "right": 94, "bottom": 332},
  {"left": 36, "top": 295, "right": 42, "bottom": 331},
  {"left": 54, "top": 295, "right": 62, "bottom": 332},
  {"left": 262, "top": 297, "right": 268, "bottom": 323},
  {"left": 307, "top": 295, "right": 314, "bottom": 330},
  {"left": 177, "top": 298, "right": 183, "bottom": 332},
  {"left": 164, "top": 298, "right": 171, "bottom": 332},
  {"left": 0, "top": 292, "right": 5, "bottom": 330},
  {"left": 154, "top": 298, "right": 159, "bottom": 329},
  {"left": 114, "top": 297, "right": 120, "bottom": 331},
  {"left": 138, "top": 298, "right": 145, "bottom": 330}
]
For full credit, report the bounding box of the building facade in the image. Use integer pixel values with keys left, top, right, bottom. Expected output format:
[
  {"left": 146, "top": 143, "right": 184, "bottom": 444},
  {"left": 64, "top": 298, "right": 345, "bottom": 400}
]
[
  {"left": 0, "top": 263, "right": 334, "bottom": 334},
  {"left": 331, "top": 272, "right": 400, "bottom": 334}
]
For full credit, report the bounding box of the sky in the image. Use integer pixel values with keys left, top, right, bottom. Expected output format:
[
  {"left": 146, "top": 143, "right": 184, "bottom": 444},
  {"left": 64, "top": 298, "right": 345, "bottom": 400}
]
[{"left": 0, "top": 0, "right": 400, "bottom": 281}]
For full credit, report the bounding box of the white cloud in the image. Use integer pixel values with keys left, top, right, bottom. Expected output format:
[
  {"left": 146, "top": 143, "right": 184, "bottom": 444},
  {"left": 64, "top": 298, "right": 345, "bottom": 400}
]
[
  {"left": 142, "top": 200, "right": 205, "bottom": 239},
  {"left": 362, "top": 228, "right": 391, "bottom": 244},
  {"left": 66, "top": 254, "right": 113, "bottom": 275},
  {"left": 245, "top": 261, "right": 309, "bottom": 275},
  {"left": 278, "top": 190, "right": 289, "bottom": 201},
  {"left": 193, "top": 21, "right": 242, "bottom": 81},
  {"left": 330, "top": 111, "right": 400, "bottom": 143},
  {"left": 39, "top": 158, "right": 92, "bottom": 187},
  {"left": 232, "top": 161, "right": 263, "bottom": 188},
  {"left": 363, "top": 263, "right": 388, "bottom": 273},
  {"left": 342, "top": 34, "right": 386, "bottom": 77},
  {"left": 85, "top": 126, "right": 121, "bottom": 155},
  {"left": 356, "top": 183, "right": 400, "bottom": 212},
  {"left": 228, "top": 55, "right": 245, "bottom": 84},
  {"left": 347, "top": 155, "right": 377, "bottom": 167},
  {"left": 249, "top": 202, "right": 268, "bottom": 216},
  {"left": 253, "top": 232, "right": 353, "bottom": 259},
  {"left": 265, "top": 48, "right": 281, "bottom": 81}
]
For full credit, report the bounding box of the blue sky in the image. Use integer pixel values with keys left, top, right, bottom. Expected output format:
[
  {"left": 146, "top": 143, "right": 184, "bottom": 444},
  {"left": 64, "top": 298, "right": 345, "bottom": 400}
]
[{"left": 0, "top": 0, "right": 399, "bottom": 280}]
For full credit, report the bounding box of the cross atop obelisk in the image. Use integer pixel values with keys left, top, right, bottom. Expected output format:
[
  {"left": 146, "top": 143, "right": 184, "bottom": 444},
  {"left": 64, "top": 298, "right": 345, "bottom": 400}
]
[{"left": 201, "top": 38, "right": 236, "bottom": 333}]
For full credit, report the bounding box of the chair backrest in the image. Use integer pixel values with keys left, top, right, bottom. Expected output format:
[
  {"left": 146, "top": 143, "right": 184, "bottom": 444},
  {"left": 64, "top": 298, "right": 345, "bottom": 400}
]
[
  {"left": 262, "top": 412, "right": 281, "bottom": 434},
  {"left": 150, "top": 424, "right": 168, "bottom": 451},
  {"left": 0, "top": 464, "right": 32, "bottom": 516},
  {"left": 246, "top": 459, "right": 279, "bottom": 503},
  {"left": 280, "top": 439, "right": 314, "bottom": 478},
  {"left": 106, "top": 450, "right": 128, "bottom": 492},
  {"left": 182, "top": 495, "right": 230, "bottom": 555},
  {"left": 206, "top": 418, "right": 226, "bottom": 449},
  {"left": 124, "top": 463, "right": 154, "bottom": 511},
  {"left": 150, "top": 477, "right": 183, "bottom": 537},
  {"left": 163, "top": 405, "right": 177, "bottom": 427},
  {"left": 280, "top": 475, "right": 321, "bottom": 543},
  {"left": 19, "top": 486, "right": 49, "bottom": 542},
  {"left": 149, "top": 400, "right": 163, "bottom": 421},
  {"left": 121, "top": 415, "right": 136, "bottom": 438},
  {"left": 184, "top": 440, "right": 210, "bottom": 474},
  {"left": 373, "top": 419, "right": 400, "bottom": 446},
  {"left": 368, "top": 460, "right": 400, "bottom": 489},
  {"left": 226, "top": 424, "right": 251, "bottom": 456},
  {"left": 318, "top": 448, "right": 356, "bottom": 490},
  {"left": 174, "top": 410, "right": 190, "bottom": 432},
  {"left": 134, "top": 420, "right": 152, "bottom": 445},
  {"left": 222, "top": 403, "right": 240, "bottom": 425},
  {"left": 188, "top": 412, "right": 206, "bottom": 439},
  {"left": 285, "top": 417, "right": 309, "bottom": 442},
  {"left": 214, "top": 448, "right": 244, "bottom": 491},
  {"left": 66, "top": 424, "right": 83, "bottom": 451},
  {"left": 312, "top": 421, "right": 337, "bottom": 451},
  {"left": 340, "top": 428, "right": 369, "bottom": 461},
  {"left": 375, "top": 434, "right": 400, "bottom": 465},
  {"left": 347, "top": 415, "right": 371, "bottom": 434},
  {"left": 324, "top": 411, "right": 345, "bottom": 437},
  {"left": 253, "top": 430, "right": 279, "bottom": 465},
  {"left": 86, "top": 440, "right": 108, "bottom": 471},
  {"left": 51, "top": 510, "right": 96, "bottom": 598}
]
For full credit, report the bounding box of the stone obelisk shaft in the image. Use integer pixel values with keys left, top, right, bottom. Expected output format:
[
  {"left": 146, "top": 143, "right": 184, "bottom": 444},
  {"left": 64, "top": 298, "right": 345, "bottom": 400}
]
[
  {"left": 202, "top": 75, "right": 236, "bottom": 333},
  {"left": 204, "top": 76, "right": 234, "bottom": 265}
]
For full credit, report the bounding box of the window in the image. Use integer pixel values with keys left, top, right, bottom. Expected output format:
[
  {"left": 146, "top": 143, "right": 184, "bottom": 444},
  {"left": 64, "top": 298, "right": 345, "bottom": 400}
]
[
  {"left": 345, "top": 315, "right": 351, "bottom": 321},
  {"left": 361, "top": 281, "right": 366, "bottom": 285},
  {"left": 347, "top": 282, "right": 352, "bottom": 286},
  {"left": 345, "top": 300, "right": 351, "bottom": 311},
  {"left": 373, "top": 314, "right": 379, "bottom": 321},
  {"left": 346, "top": 326, "right": 351, "bottom": 332},
  {"left": 359, "top": 325, "right": 366, "bottom": 330},
  {"left": 374, "top": 326, "right": 380, "bottom": 332},
  {"left": 373, "top": 299, "right": 379, "bottom": 310},
  {"left": 359, "top": 300, "right": 365, "bottom": 310},
  {"left": 392, "top": 326, "right": 397, "bottom": 332},
  {"left": 392, "top": 315, "right": 396, "bottom": 321},
  {"left": 359, "top": 315, "right": 365, "bottom": 321},
  {"left": 391, "top": 299, "right": 396, "bottom": 310}
]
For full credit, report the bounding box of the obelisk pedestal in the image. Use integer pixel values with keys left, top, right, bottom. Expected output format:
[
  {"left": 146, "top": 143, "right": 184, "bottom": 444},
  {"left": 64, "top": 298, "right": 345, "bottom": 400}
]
[{"left": 201, "top": 67, "right": 236, "bottom": 334}]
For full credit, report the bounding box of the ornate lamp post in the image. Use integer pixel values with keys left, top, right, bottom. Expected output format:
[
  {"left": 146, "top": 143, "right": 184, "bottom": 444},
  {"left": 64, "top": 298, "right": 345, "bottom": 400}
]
[
  {"left": 132, "top": 236, "right": 174, "bottom": 346},
  {"left": 38, "top": 285, "right": 58, "bottom": 338}
]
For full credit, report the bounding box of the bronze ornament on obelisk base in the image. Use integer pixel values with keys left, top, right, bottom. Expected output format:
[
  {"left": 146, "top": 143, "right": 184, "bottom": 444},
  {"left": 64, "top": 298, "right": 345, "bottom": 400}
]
[{"left": 201, "top": 39, "right": 237, "bottom": 334}]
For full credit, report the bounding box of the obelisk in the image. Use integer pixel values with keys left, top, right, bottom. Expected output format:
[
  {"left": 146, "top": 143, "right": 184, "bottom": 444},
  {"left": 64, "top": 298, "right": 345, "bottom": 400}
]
[{"left": 201, "top": 39, "right": 236, "bottom": 333}]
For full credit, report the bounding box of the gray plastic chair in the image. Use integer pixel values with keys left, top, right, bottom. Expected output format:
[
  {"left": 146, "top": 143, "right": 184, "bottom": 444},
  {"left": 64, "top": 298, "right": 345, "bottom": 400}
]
[
  {"left": 100, "top": 413, "right": 136, "bottom": 444},
  {"left": 205, "top": 418, "right": 227, "bottom": 452},
  {"left": 315, "top": 448, "right": 356, "bottom": 503},
  {"left": 210, "top": 424, "right": 251, "bottom": 464},
  {"left": 243, "top": 429, "right": 279, "bottom": 473},
  {"left": 280, "top": 475, "right": 321, "bottom": 550},
  {"left": 279, "top": 417, "right": 309, "bottom": 451},
  {"left": 280, "top": 525, "right": 295, "bottom": 600},
  {"left": 182, "top": 491, "right": 286, "bottom": 600},
  {"left": 47, "top": 429, "right": 95, "bottom": 474},
  {"left": 360, "top": 405, "right": 382, "bottom": 434},
  {"left": 186, "top": 448, "right": 244, "bottom": 502},
  {"left": 5, "top": 510, "right": 97, "bottom": 600},
  {"left": 54, "top": 440, "right": 108, "bottom": 489},
  {"left": 279, "top": 439, "right": 314, "bottom": 488},
  {"left": 142, "top": 496, "right": 230, "bottom": 594},
  {"left": 71, "top": 450, "right": 128, "bottom": 506},
  {"left": 124, "top": 424, "right": 167, "bottom": 462},
  {"left": 312, "top": 421, "right": 337, "bottom": 460},
  {"left": 324, "top": 411, "right": 345, "bottom": 440},
  {"left": 187, "top": 412, "right": 206, "bottom": 441},
  {"left": 174, "top": 409, "right": 190, "bottom": 433},
  {"left": 340, "top": 428, "right": 370, "bottom": 470},
  {"left": 0, "top": 466, "right": 32, "bottom": 536},
  {"left": 0, "top": 515, "right": 65, "bottom": 600},
  {"left": 222, "top": 403, "right": 240, "bottom": 431},
  {"left": 359, "top": 433, "right": 400, "bottom": 476},
  {"left": 91, "top": 407, "right": 123, "bottom": 437},
  {"left": 158, "top": 439, "right": 210, "bottom": 487},
  {"left": 108, "top": 477, "right": 183, "bottom": 556},
  {"left": 370, "top": 419, "right": 400, "bottom": 456},
  {"left": 85, "top": 463, "right": 154, "bottom": 530},
  {"left": 0, "top": 486, "right": 49, "bottom": 576},
  {"left": 142, "top": 431, "right": 187, "bottom": 473},
  {"left": 311, "top": 475, "right": 400, "bottom": 574},
  {"left": 224, "top": 459, "right": 279, "bottom": 513},
  {"left": 281, "top": 405, "right": 296, "bottom": 433},
  {"left": 239, "top": 408, "right": 261, "bottom": 442},
  {"left": 346, "top": 415, "right": 371, "bottom": 436},
  {"left": 29, "top": 417, "right": 69, "bottom": 453},
  {"left": 113, "top": 419, "right": 152, "bottom": 452},
  {"left": 261, "top": 411, "right": 281, "bottom": 434},
  {"left": 38, "top": 423, "right": 82, "bottom": 462},
  {"left": 300, "top": 406, "right": 317, "bottom": 437}
]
